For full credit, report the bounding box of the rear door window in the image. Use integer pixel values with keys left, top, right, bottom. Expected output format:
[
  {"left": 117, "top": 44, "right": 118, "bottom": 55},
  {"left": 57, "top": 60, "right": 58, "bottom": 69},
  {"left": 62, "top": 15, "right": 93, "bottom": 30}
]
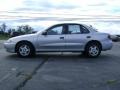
[{"left": 68, "top": 25, "right": 81, "bottom": 34}]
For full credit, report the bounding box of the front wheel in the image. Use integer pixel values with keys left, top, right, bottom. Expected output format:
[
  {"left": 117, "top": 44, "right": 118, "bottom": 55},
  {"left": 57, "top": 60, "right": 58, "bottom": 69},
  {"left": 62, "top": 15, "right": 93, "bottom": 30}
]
[
  {"left": 85, "top": 43, "right": 101, "bottom": 58},
  {"left": 16, "top": 42, "right": 35, "bottom": 57}
]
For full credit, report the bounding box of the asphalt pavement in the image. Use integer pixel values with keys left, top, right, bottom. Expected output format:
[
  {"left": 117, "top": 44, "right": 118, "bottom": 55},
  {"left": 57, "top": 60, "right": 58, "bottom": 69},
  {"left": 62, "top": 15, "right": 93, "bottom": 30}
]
[{"left": 0, "top": 40, "right": 120, "bottom": 90}]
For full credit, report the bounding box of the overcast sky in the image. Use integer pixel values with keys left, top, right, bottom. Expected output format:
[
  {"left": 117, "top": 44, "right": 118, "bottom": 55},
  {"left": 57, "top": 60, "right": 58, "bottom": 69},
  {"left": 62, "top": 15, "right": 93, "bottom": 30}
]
[{"left": 0, "top": 0, "right": 120, "bottom": 34}]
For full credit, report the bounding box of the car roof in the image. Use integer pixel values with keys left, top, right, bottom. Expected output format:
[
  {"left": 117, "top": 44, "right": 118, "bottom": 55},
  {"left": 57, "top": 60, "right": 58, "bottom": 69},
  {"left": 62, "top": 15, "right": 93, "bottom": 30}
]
[{"left": 55, "top": 23, "right": 83, "bottom": 25}]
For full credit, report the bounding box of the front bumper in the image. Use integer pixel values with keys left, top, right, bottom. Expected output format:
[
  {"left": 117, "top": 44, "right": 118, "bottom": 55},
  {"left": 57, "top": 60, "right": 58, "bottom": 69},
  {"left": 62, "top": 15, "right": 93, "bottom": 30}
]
[{"left": 4, "top": 42, "right": 16, "bottom": 53}]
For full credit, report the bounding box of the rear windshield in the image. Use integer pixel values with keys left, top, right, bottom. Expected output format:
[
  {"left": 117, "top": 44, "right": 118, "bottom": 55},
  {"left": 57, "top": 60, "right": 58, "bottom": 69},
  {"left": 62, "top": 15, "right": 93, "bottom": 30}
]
[{"left": 85, "top": 25, "right": 98, "bottom": 32}]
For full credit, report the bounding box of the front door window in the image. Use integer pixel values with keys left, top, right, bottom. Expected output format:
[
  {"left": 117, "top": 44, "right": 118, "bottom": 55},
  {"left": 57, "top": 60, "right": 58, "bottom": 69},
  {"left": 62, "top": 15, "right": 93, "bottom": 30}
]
[{"left": 47, "top": 26, "right": 63, "bottom": 35}]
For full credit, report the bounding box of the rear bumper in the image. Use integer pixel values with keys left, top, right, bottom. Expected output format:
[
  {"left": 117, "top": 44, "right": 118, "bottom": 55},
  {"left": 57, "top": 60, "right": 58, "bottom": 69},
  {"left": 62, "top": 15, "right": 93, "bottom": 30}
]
[
  {"left": 4, "top": 42, "right": 16, "bottom": 53},
  {"left": 102, "top": 40, "right": 113, "bottom": 51}
]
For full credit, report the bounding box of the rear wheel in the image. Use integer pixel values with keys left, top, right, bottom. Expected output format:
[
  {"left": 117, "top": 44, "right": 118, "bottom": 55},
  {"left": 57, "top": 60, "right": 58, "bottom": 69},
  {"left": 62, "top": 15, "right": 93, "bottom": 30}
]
[
  {"left": 84, "top": 42, "right": 101, "bottom": 58},
  {"left": 16, "top": 42, "right": 35, "bottom": 57}
]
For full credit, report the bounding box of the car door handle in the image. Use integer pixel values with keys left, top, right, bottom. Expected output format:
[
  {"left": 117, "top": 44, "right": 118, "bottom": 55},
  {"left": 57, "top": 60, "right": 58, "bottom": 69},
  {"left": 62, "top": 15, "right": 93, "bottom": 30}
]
[
  {"left": 60, "top": 37, "right": 64, "bottom": 39},
  {"left": 86, "top": 36, "right": 91, "bottom": 38}
]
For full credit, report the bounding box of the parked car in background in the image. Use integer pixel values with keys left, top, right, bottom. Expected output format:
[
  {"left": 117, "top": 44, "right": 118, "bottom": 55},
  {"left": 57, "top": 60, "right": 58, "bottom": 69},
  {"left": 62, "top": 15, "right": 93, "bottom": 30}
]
[
  {"left": 110, "top": 35, "right": 119, "bottom": 42},
  {"left": 10, "top": 32, "right": 20, "bottom": 37},
  {"left": 10, "top": 31, "right": 37, "bottom": 37},
  {"left": 116, "top": 35, "right": 120, "bottom": 41},
  {"left": 4, "top": 23, "right": 113, "bottom": 58}
]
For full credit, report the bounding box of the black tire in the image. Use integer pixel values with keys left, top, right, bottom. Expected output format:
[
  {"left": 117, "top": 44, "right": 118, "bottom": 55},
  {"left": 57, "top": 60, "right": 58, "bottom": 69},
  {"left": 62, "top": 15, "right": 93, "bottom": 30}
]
[
  {"left": 81, "top": 51, "right": 86, "bottom": 56},
  {"left": 84, "top": 42, "right": 101, "bottom": 58},
  {"left": 16, "top": 42, "right": 35, "bottom": 57}
]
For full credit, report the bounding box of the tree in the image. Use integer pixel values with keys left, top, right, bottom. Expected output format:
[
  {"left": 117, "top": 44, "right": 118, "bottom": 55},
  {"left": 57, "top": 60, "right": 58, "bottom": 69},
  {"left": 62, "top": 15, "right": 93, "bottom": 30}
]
[
  {"left": 17, "top": 26, "right": 23, "bottom": 35},
  {"left": 17, "top": 25, "right": 34, "bottom": 35},
  {"left": 0, "top": 23, "right": 7, "bottom": 34}
]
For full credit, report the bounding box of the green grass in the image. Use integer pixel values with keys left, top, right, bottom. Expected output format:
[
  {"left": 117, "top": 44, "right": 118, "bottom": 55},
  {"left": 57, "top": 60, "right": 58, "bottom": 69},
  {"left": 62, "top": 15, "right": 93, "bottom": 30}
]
[
  {"left": 0, "top": 34, "right": 10, "bottom": 40},
  {"left": 107, "top": 79, "right": 118, "bottom": 85}
]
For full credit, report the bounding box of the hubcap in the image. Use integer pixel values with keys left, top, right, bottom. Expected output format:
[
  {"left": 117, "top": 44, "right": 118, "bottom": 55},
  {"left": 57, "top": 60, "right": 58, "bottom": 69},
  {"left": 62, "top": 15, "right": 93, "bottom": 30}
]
[
  {"left": 89, "top": 45, "right": 99, "bottom": 56},
  {"left": 19, "top": 45, "right": 30, "bottom": 56}
]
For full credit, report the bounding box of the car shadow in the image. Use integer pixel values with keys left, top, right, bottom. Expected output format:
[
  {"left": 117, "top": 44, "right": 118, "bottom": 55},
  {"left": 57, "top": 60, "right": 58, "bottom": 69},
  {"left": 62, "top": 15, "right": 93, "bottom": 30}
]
[
  {"left": 5, "top": 54, "right": 49, "bottom": 62},
  {"left": 5, "top": 53, "right": 112, "bottom": 63}
]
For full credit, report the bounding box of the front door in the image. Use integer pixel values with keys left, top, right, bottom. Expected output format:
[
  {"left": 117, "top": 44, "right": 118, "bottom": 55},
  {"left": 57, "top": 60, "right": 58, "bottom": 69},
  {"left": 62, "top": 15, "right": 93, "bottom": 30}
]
[{"left": 38, "top": 25, "right": 66, "bottom": 51}]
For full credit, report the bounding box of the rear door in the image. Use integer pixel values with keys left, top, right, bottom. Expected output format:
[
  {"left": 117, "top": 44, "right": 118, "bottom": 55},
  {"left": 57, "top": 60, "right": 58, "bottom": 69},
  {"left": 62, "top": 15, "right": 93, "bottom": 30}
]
[{"left": 65, "top": 24, "right": 90, "bottom": 51}]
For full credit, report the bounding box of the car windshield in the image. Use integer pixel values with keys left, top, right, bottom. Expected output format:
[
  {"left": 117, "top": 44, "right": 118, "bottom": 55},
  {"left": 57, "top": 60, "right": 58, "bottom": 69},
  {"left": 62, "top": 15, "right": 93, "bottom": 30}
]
[{"left": 37, "top": 29, "right": 46, "bottom": 34}]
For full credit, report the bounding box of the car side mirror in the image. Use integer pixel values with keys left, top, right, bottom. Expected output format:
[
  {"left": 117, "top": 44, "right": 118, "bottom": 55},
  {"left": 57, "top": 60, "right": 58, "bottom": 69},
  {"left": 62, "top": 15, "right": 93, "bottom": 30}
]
[{"left": 42, "top": 31, "right": 47, "bottom": 35}]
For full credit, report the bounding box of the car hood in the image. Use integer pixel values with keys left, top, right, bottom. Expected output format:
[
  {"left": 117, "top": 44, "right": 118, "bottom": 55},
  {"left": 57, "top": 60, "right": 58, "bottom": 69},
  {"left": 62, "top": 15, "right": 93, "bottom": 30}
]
[{"left": 9, "top": 34, "right": 37, "bottom": 42}]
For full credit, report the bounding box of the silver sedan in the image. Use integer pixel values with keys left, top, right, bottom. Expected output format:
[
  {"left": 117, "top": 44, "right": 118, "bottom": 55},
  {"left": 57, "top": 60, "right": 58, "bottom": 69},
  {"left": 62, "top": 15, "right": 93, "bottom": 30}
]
[{"left": 4, "top": 23, "right": 113, "bottom": 57}]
